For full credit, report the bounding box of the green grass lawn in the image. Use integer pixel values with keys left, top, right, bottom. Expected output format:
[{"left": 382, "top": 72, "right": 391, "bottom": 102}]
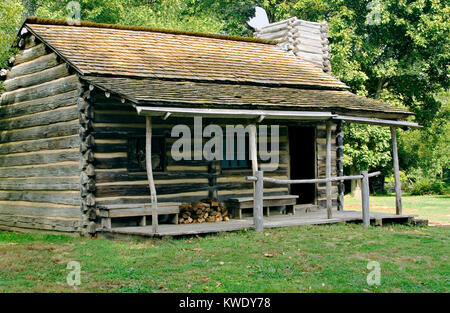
[
  {"left": 344, "top": 195, "right": 450, "bottom": 225},
  {"left": 0, "top": 223, "right": 448, "bottom": 293}
]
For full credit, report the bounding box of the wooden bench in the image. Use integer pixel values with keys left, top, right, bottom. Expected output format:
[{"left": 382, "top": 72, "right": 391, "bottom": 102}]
[
  {"left": 225, "top": 195, "right": 298, "bottom": 219},
  {"left": 98, "top": 202, "right": 181, "bottom": 229}
]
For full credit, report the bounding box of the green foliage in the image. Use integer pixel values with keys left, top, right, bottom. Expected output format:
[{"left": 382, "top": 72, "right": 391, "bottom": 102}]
[
  {"left": 258, "top": 0, "right": 449, "bottom": 177},
  {"left": 399, "top": 90, "right": 449, "bottom": 181},
  {"left": 385, "top": 170, "right": 411, "bottom": 192},
  {"left": 118, "top": 0, "right": 225, "bottom": 33},
  {"left": 0, "top": 0, "right": 447, "bottom": 186},
  {"left": 343, "top": 123, "right": 392, "bottom": 172},
  {"left": 384, "top": 168, "right": 449, "bottom": 195},
  {"left": 184, "top": 0, "right": 256, "bottom": 35},
  {"left": 0, "top": 0, "right": 25, "bottom": 69},
  {"left": 20, "top": 0, "right": 256, "bottom": 35},
  {"left": 260, "top": 0, "right": 450, "bottom": 125},
  {"left": 409, "top": 177, "right": 448, "bottom": 195},
  {"left": 25, "top": 0, "right": 125, "bottom": 23},
  {"left": 1, "top": 222, "right": 450, "bottom": 292},
  {"left": 345, "top": 194, "right": 450, "bottom": 223}
]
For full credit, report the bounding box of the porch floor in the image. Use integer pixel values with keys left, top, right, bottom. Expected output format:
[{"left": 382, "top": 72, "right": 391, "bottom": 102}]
[{"left": 97, "top": 210, "right": 417, "bottom": 239}]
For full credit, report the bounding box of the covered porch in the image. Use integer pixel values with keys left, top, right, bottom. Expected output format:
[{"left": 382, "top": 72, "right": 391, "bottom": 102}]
[
  {"left": 80, "top": 75, "right": 422, "bottom": 237},
  {"left": 97, "top": 101, "right": 420, "bottom": 237},
  {"left": 97, "top": 209, "right": 418, "bottom": 239}
]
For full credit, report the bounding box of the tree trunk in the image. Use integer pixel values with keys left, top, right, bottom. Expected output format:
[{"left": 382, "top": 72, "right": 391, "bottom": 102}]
[{"left": 350, "top": 167, "right": 362, "bottom": 198}]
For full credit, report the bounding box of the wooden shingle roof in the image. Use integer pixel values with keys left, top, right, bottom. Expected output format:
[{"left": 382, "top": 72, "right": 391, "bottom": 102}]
[
  {"left": 24, "top": 18, "right": 348, "bottom": 90},
  {"left": 82, "top": 76, "right": 412, "bottom": 116},
  {"left": 20, "top": 18, "right": 412, "bottom": 118}
]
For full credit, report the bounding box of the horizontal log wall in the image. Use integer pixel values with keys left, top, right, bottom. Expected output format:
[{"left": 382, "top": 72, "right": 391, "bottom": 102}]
[
  {"left": 215, "top": 124, "right": 289, "bottom": 201},
  {"left": 92, "top": 94, "right": 289, "bottom": 206},
  {"left": 0, "top": 37, "right": 82, "bottom": 233},
  {"left": 316, "top": 122, "right": 338, "bottom": 209},
  {"left": 93, "top": 96, "right": 207, "bottom": 205}
]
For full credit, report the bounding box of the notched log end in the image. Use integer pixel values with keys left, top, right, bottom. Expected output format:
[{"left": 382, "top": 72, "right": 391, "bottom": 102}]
[
  {"left": 18, "top": 38, "right": 25, "bottom": 49},
  {"left": 0, "top": 69, "right": 8, "bottom": 81},
  {"left": 20, "top": 27, "right": 29, "bottom": 36},
  {"left": 65, "top": 63, "right": 75, "bottom": 74},
  {"left": 8, "top": 57, "right": 15, "bottom": 67}
]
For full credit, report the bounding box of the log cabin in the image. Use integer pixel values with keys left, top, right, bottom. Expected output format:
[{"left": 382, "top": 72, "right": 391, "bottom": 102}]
[{"left": 0, "top": 17, "right": 420, "bottom": 236}]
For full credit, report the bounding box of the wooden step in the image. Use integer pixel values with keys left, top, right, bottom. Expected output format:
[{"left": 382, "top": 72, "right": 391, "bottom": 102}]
[
  {"left": 98, "top": 202, "right": 181, "bottom": 229},
  {"left": 225, "top": 195, "right": 298, "bottom": 219},
  {"left": 98, "top": 202, "right": 180, "bottom": 218},
  {"left": 294, "top": 204, "right": 320, "bottom": 213},
  {"left": 227, "top": 195, "right": 298, "bottom": 203}
]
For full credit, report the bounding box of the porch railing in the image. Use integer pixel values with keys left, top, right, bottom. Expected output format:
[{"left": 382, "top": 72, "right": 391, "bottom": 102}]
[{"left": 246, "top": 170, "right": 381, "bottom": 232}]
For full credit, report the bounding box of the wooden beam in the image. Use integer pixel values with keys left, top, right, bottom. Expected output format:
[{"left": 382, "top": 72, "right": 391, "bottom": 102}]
[
  {"left": 390, "top": 126, "right": 402, "bottom": 215},
  {"left": 136, "top": 106, "right": 334, "bottom": 120},
  {"left": 249, "top": 125, "right": 262, "bottom": 229},
  {"left": 0, "top": 105, "right": 77, "bottom": 131},
  {"left": 7, "top": 53, "right": 60, "bottom": 80},
  {"left": 0, "top": 120, "right": 80, "bottom": 144},
  {"left": 336, "top": 120, "right": 344, "bottom": 211},
  {"left": 249, "top": 125, "right": 258, "bottom": 174},
  {"left": 253, "top": 171, "right": 264, "bottom": 232},
  {"left": 3, "top": 64, "right": 70, "bottom": 92},
  {"left": 361, "top": 171, "right": 370, "bottom": 227},
  {"left": 146, "top": 116, "right": 158, "bottom": 233},
  {"left": 334, "top": 115, "right": 421, "bottom": 128},
  {"left": 13, "top": 44, "right": 47, "bottom": 66},
  {"left": 325, "top": 120, "right": 332, "bottom": 219},
  {"left": 254, "top": 171, "right": 380, "bottom": 184},
  {"left": 0, "top": 75, "right": 80, "bottom": 106}
]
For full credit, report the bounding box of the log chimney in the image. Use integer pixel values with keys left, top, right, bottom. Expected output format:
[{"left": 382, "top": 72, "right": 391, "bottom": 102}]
[{"left": 254, "top": 17, "right": 332, "bottom": 73}]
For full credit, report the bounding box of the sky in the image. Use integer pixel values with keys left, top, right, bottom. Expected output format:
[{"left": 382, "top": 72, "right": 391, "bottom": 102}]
[{"left": 247, "top": 6, "right": 270, "bottom": 30}]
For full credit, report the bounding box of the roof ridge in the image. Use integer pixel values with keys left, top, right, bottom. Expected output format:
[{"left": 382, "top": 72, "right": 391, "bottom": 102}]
[{"left": 24, "top": 17, "right": 277, "bottom": 45}]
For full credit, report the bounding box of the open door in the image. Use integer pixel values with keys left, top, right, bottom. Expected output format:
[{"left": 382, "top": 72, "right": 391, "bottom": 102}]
[{"left": 288, "top": 126, "right": 316, "bottom": 204}]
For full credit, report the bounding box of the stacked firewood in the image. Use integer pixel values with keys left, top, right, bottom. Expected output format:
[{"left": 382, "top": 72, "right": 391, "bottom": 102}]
[{"left": 178, "top": 199, "right": 229, "bottom": 224}]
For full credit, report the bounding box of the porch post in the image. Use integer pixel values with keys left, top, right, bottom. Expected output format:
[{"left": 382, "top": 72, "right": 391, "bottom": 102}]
[
  {"left": 336, "top": 120, "right": 345, "bottom": 211},
  {"left": 325, "top": 120, "right": 333, "bottom": 219},
  {"left": 361, "top": 171, "right": 370, "bottom": 227},
  {"left": 250, "top": 126, "right": 264, "bottom": 231},
  {"left": 249, "top": 125, "right": 258, "bottom": 174},
  {"left": 390, "top": 126, "right": 402, "bottom": 215},
  {"left": 254, "top": 171, "right": 264, "bottom": 232},
  {"left": 146, "top": 116, "right": 158, "bottom": 233}
]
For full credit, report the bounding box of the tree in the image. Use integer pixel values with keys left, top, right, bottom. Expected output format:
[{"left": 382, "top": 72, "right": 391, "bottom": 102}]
[
  {"left": 342, "top": 123, "right": 392, "bottom": 195},
  {"left": 257, "top": 0, "right": 449, "bottom": 193},
  {"left": 25, "top": 0, "right": 125, "bottom": 23},
  {"left": 0, "top": 0, "right": 25, "bottom": 69},
  {"left": 257, "top": 0, "right": 449, "bottom": 126},
  {"left": 398, "top": 90, "right": 450, "bottom": 181},
  {"left": 118, "top": 0, "right": 225, "bottom": 33},
  {"left": 17, "top": 0, "right": 255, "bottom": 34},
  {"left": 0, "top": 0, "right": 448, "bottom": 192}
]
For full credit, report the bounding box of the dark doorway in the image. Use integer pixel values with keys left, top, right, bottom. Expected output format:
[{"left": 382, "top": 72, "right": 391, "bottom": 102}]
[{"left": 288, "top": 126, "right": 316, "bottom": 204}]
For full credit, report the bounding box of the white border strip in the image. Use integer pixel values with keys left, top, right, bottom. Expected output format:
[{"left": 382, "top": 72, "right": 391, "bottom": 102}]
[
  {"left": 135, "top": 106, "right": 335, "bottom": 120},
  {"left": 334, "top": 115, "right": 422, "bottom": 128},
  {"left": 135, "top": 106, "right": 421, "bottom": 128}
]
